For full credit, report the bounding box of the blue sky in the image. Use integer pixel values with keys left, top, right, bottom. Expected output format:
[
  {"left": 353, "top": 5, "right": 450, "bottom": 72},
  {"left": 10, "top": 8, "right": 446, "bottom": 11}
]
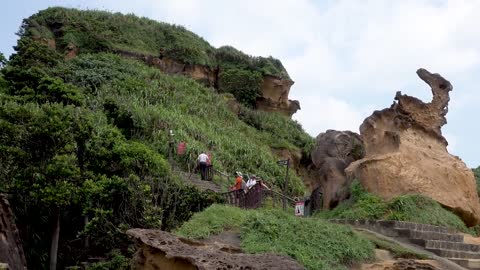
[{"left": 2, "top": 0, "right": 480, "bottom": 167}]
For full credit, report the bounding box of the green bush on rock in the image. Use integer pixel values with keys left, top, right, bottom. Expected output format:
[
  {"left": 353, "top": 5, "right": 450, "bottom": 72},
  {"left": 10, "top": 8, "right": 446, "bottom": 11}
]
[
  {"left": 176, "top": 204, "right": 374, "bottom": 270},
  {"left": 318, "top": 181, "right": 472, "bottom": 233}
]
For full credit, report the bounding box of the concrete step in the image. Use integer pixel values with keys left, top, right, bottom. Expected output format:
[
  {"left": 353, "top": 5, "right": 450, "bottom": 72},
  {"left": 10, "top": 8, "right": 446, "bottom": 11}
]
[
  {"left": 392, "top": 221, "right": 455, "bottom": 234},
  {"left": 189, "top": 178, "right": 222, "bottom": 192},
  {"left": 410, "top": 239, "right": 480, "bottom": 253},
  {"left": 395, "top": 228, "right": 464, "bottom": 242},
  {"left": 426, "top": 248, "right": 480, "bottom": 259},
  {"left": 449, "top": 258, "right": 480, "bottom": 270}
]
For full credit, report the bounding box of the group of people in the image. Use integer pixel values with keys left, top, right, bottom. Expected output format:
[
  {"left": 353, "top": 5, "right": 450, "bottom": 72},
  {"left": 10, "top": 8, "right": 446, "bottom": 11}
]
[
  {"left": 230, "top": 171, "right": 269, "bottom": 192},
  {"left": 196, "top": 152, "right": 268, "bottom": 192}
]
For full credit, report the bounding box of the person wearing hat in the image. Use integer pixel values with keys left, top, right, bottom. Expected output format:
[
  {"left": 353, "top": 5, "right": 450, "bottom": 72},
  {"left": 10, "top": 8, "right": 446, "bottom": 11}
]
[{"left": 230, "top": 171, "right": 243, "bottom": 191}]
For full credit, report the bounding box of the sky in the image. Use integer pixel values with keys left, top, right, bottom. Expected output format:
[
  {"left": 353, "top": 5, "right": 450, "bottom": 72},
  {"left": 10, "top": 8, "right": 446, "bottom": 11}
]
[{"left": 2, "top": 0, "right": 480, "bottom": 167}]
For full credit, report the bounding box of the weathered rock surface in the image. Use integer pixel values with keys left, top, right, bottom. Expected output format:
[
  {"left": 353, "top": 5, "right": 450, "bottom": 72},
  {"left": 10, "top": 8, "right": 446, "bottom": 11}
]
[
  {"left": 310, "top": 130, "right": 365, "bottom": 210},
  {"left": 347, "top": 68, "right": 480, "bottom": 226},
  {"left": 127, "top": 228, "right": 305, "bottom": 270},
  {"left": 355, "top": 259, "right": 443, "bottom": 270},
  {"left": 0, "top": 194, "right": 27, "bottom": 270},
  {"left": 256, "top": 75, "right": 300, "bottom": 117},
  {"left": 114, "top": 49, "right": 218, "bottom": 87}
]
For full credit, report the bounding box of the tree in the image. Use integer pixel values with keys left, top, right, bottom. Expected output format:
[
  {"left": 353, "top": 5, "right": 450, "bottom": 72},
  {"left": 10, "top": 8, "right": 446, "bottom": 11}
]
[{"left": 0, "top": 52, "right": 6, "bottom": 69}]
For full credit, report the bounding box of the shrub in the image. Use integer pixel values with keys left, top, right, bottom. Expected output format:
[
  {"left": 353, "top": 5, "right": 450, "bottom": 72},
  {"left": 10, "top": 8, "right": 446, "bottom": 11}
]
[
  {"left": 318, "top": 180, "right": 471, "bottom": 233},
  {"left": 219, "top": 68, "right": 262, "bottom": 108}
]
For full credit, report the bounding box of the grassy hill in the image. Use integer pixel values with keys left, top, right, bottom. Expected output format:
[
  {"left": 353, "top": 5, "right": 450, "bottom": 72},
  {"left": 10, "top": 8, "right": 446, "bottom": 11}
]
[{"left": 0, "top": 7, "right": 313, "bottom": 269}]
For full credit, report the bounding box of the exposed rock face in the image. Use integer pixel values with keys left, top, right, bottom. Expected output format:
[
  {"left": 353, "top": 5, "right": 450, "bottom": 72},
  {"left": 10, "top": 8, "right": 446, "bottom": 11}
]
[
  {"left": 356, "top": 259, "right": 443, "bottom": 270},
  {"left": 110, "top": 50, "right": 300, "bottom": 117},
  {"left": 256, "top": 75, "right": 300, "bottom": 117},
  {"left": 347, "top": 68, "right": 480, "bottom": 226},
  {"left": 110, "top": 49, "right": 217, "bottom": 88},
  {"left": 310, "top": 130, "right": 365, "bottom": 210},
  {"left": 0, "top": 194, "right": 27, "bottom": 270},
  {"left": 127, "top": 229, "right": 305, "bottom": 270}
]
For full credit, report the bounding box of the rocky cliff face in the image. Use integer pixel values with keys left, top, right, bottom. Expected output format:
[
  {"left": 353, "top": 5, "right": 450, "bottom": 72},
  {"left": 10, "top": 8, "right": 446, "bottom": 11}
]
[
  {"left": 127, "top": 229, "right": 305, "bottom": 270},
  {"left": 0, "top": 194, "right": 27, "bottom": 270},
  {"left": 347, "top": 68, "right": 480, "bottom": 226},
  {"left": 310, "top": 130, "right": 365, "bottom": 210},
  {"left": 256, "top": 75, "right": 300, "bottom": 117}
]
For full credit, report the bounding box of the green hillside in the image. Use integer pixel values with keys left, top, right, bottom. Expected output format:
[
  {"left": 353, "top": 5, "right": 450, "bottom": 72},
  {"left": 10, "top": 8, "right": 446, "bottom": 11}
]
[{"left": 0, "top": 7, "right": 313, "bottom": 269}]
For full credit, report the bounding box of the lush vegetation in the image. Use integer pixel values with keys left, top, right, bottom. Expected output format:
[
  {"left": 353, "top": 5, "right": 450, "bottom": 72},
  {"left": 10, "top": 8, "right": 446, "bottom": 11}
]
[
  {"left": 176, "top": 204, "right": 374, "bottom": 270},
  {"left": 20, "top": 7, "right": 291, "bottom": 109},
  {"left": 318, "top": 181, "right": 471, "bottom": 233},
  {"left": 1, "top": 7, "right": 313, "bottom": 269}
]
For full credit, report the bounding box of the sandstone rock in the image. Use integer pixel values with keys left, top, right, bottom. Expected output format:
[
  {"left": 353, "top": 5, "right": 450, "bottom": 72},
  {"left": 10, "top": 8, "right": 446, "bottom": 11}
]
[
  {"left": 0, "top": 194, "right": 27, "bottom": 270},
  {"left": 127, "top": 229, "right": 305, "bottom": 270},
  {"left": 347, "top": 68, "right": 480, "bottom": 226},
  {"left": 310, "top": 130, "right": 365, "bottom": 210},
  {"left": 256, "top": 75, "right": 300, "bottom": 117},
  {"left": 355, "top": 259, "right": 443, "bottom": 270},
  {"left": 113, "top": 50, "right": 217, "bottom": 88}
]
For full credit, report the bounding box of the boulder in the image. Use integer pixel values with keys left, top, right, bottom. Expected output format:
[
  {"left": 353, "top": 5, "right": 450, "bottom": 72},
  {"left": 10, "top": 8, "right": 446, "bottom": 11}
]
[
  {"left": 127, "top": 229, "right": 305, "bottom": 270},
  {"left": 310, "top": 130, "right": 365, "bottom": 210},
  {"left": 0, "top": 194, "right": 27, "bottom": 270},
  {"left": 347, "top": 68, "right": 480, "bottom": 226},
  {"left": 256, "top": 75, "right": 300, "bottom": 117}
]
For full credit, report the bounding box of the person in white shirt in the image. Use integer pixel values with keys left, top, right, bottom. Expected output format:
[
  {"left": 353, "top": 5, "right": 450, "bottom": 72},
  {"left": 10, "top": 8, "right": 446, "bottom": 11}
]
[
  {"left": 197, "top": 152, "right": 210, "bottom": 180},
  {"left": 246, "top": 175, "right": 257, "bottom": 189}
]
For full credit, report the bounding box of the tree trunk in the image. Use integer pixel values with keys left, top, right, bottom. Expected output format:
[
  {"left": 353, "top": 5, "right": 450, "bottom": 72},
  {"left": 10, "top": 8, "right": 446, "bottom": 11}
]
[
  {"left": 49, "top": 208, "right": 60, "bottom": 270},
  {"left": 84, "top": 215, "right": 89, "bottom": 248}
]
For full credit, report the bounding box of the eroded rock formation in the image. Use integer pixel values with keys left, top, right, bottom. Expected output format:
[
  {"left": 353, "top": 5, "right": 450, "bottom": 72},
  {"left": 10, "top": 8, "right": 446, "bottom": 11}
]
[
  {"left": 347, "top": 68, "right": 480, "bottom": 226},
  {"left": 310, "top": 130, "right": 365, "bottom": 210},
  {"left": 0, "top": 194, "right": 27, "bottom": 270},
  {"left": 256, "top": 75, "right": 300, "bottom": 117},
  {"left": 356, "top": 259, "right": 443, "bottom": 270},
  {"left": 127, "top": 229, "right": 305, "bottom": 270}
]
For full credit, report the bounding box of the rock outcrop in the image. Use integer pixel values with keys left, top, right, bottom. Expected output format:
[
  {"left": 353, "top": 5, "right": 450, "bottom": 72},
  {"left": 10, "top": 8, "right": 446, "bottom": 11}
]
[
  {"left": 111, "top": 50, "right": 300, "bottom": 117},
  {"left": 347, "top": 68, "right": 480, "bottom": 226},
  {"left": 356, "top": 259, "right": 443, "bottom": 270},
  {"left": 310, "top": 130, "right": 365, "bottom": 210},
  {"left": 256, "top": 75, "right": 300, "bottom": 117},
  {"left": 0, "top": 194, "right": 27, "bottom": 270},
  {"left": 127, "top": 229, "right": 304, "bottom": 270}
]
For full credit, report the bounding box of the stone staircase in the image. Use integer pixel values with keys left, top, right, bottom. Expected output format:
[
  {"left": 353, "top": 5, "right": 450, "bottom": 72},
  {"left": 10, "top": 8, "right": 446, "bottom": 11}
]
[
  {"left": 174, "top": 168, "right": 222, "bottom": 193},
  {"left": 331, "top": 219, "right": 480, "bottom": 270}
]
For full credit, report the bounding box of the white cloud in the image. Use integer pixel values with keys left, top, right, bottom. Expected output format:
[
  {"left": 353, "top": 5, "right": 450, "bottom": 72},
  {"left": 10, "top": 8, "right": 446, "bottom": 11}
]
[{"left": 293, "top": 96, "right": 367, "bottom": 135}]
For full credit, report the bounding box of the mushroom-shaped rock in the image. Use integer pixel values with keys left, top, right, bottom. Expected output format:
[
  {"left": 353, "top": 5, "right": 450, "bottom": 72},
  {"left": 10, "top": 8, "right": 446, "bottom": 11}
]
[{"left": 347, "top": 68, "right": 480, "bottom": 226}]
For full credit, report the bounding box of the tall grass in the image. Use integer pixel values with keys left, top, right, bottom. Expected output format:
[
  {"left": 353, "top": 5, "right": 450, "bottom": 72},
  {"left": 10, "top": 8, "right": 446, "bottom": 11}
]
[
  {"left": 55, "top": 53, "right": 307, "bottom": 195},
  {"left": 176, "top": 204, "right": 374, "bottom": 270}
]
